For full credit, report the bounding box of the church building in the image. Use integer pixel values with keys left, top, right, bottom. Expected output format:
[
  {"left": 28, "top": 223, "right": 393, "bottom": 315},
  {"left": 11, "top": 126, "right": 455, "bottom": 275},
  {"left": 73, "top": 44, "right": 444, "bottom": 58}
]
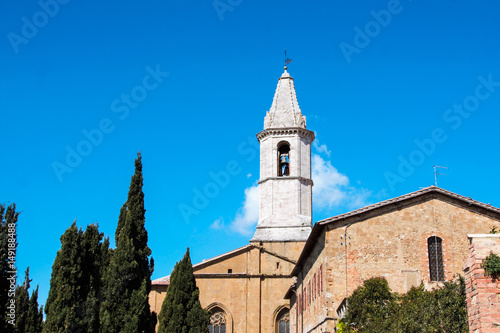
[{"left": 149, "top": 68, "right": 500, "bottom": 333}]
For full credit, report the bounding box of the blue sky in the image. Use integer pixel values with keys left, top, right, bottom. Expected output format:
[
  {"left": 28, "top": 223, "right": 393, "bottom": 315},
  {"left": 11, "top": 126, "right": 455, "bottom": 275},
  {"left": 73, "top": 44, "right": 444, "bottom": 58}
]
[{"left": 1, "top": 0, "right": 499, "bottom": 309}]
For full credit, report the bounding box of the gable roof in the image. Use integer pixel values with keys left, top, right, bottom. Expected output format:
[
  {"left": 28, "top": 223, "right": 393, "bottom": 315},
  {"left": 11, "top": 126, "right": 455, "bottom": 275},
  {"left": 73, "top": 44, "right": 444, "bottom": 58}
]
[
  {"left": 318, "top": 186, "right": 500, "bottom": 225},
  {"left": 192, "top": 244, "right": 255, "bottom": 270},
  {"left": 291, "top": 186, "right": 500, "bottom": 276},
  {"left": 152, "top": 275, "right": 170, "bottom": 286},
  {"left": 152, "top": 244, "right": 255, "bottom": 286}
]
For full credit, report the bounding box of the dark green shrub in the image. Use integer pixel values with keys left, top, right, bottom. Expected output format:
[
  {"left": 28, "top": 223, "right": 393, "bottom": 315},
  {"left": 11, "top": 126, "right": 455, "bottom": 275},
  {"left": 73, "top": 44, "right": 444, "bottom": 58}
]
[{"left": 483, "top": 251, "right": 500, "bottom": 277}]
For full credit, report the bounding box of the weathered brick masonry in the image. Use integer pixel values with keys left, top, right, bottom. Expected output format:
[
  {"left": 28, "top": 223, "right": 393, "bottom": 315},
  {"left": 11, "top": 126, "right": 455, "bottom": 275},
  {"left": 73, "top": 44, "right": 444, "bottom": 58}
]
[
  {"left": 464, "top": 235, "right": 500, "bottom": 333},
  {"left": 287, "top": 187, "right": 500, "bottom": 333}
]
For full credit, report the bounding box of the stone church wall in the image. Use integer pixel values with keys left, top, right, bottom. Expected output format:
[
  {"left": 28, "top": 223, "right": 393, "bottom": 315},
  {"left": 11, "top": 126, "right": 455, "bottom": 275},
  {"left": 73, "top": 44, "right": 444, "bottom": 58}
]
[
  {"left": 150, "top": 241, "right": 306, "bottom": 332},
  {"left": 291, "top": 197, "right": 500, "bottom": 332},
  {"left": 292, "top": 231, "right": 331, "bottom": 332}
]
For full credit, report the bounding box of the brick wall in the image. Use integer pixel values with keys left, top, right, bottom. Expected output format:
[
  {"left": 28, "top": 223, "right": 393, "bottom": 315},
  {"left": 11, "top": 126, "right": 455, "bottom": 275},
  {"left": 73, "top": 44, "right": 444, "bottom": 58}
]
[
  {"left": 289, "top": 195, "right": 500, "bottom": 333},
  {"left": 463, "top": 235, "right": 500, "bottom": 333}
]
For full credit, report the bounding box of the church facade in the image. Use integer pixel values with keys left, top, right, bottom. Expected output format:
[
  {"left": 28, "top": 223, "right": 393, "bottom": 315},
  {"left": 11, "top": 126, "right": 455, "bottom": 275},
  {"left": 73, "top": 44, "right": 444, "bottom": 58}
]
[{"left": 149, "top": 68, "right": 500, "bottom": 333}]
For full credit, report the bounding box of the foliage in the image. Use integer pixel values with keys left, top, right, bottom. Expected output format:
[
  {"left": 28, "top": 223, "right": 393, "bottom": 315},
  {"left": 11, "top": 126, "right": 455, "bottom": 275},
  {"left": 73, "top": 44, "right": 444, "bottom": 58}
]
[
  {"left": 14, "top": 268, "right": 31, "bottom": 333},
  {"left": 0, "top": 204, "right": 19, "bottom": 332},
  {"left": 482, "top": 251, "right": 500, "bottom": 277},
  {"left": 157, "top": 248, "right": 210, "bottom": 333},
  {"left": 490, "top": 226, "right": 498, "bottom": 234},
  {"left": 45, "top": 153, "right": 156, "bottom": 333},
  {"left": 336, "top": 320, "right": 347, "bottom": 333},
  {"left": 344, "top": 276, "right": 468, "bottom": 333},
  {"left": 44, "top": 222, "right": 82, "bottom": 332},
  {"left": 0, "top": 205, "right": 43, "bottom": 332},
  {"left": 344, "top": 277, "right": 395, "bottom": 332},
  {"left": 44, "top": 222, "right": 109, "bottom": 333},
  {"left": 100, "top": 152, "right": 156, "bottom": 333},
  {"left": 25, "top": 286, "right": 43, "bottom": 333},
  {"left": 387, "top": 283, "right": 436, "bottom": 332},
  {"left": 432, "top": 277, "right": 468, "bottom": 333},
  {"left": 14, "top": 268, "right": 43, "bottom": 333},
  {"left": 388, "top": 277, "right": 468, "bottom": 333}
]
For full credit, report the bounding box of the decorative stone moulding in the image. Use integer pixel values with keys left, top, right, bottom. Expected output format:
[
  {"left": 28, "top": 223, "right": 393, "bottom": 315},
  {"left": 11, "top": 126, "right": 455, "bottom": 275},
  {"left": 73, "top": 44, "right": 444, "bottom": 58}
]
[
  {"left": 258, "top": 176, "right": 314, "bottom": 185},
  {"left": 257, "top": 127, "right": 315, "bottom": 142}
]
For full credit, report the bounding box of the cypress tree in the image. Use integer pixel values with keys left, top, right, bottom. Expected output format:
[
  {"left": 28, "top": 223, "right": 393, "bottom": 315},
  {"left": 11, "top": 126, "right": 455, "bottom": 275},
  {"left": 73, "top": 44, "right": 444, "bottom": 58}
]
[
  {"left": 101, "top": 152, "right": 156, "bottom": 333},
  {"left": 157, "top": 248, "right": 209, "bottom": 333},
  {"left": 44, "top": 222, "right": 108, "bottom": 333},
  {"left": 14, "top": 268, "right": 31, "bottom": 333},
  {"left": 44, "top": 222, "right": 84, "bottom": 333},
  {"left": 0, "top": 204, "right": 19, "bottom": 332},
  {"left": 114, "top": 203, "right": 127, "bottom": 247},
  {"left": 81, "top": 224, "right": 109, "bottom": 333},
  {"left": 25, "top": 286, "right": 43, "bottom": 333}
]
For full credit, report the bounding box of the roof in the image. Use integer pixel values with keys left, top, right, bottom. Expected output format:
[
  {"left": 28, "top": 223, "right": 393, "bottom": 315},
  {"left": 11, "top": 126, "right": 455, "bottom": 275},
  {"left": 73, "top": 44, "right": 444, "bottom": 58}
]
[
  {"left": 284, "top": 283, "right": 296, "bottom": 300},
  {"left": 152, "top": 275, "right": 170, "bottom": 286},
  {"left": 317, "top": 186, "right": 500, "bottom": 225},
  {"left": 291, "top": 186, "right": 500, "bottom": 276},
  {"left": 152, "top": 244, "right": 255, "bottom": 286},
  {"left": 192, "top": 244, "right": 254, "bottom": 270},
  {"left": 264, "top": 68, "right": 307, "bottom": 129}
]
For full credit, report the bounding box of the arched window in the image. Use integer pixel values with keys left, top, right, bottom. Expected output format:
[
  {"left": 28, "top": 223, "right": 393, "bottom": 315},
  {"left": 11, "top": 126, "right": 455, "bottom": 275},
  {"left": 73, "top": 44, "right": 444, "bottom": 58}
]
[
  {"left": 275, "top": 308, "right": 290, "bottom": 333},
  {"left": 278, "top": 143, "right": 290, "bottom": 177},
  {"left": 428, "top": 236, "right": 444, "bottom": 281},
  {"left": 208, "top": 307, "right": 227, "bottom": 333}
]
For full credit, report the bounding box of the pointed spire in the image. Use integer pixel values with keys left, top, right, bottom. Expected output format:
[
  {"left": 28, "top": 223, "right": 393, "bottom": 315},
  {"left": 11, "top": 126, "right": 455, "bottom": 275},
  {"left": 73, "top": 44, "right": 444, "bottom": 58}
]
[{"left": 264, "top": 68, "right": 307, "bottom": 129}]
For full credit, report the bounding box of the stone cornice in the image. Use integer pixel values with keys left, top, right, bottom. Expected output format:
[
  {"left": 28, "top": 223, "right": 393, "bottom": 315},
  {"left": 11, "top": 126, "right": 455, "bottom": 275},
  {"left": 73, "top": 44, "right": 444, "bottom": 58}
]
[
  {"left": 194, "top": 273, "right": 293, "bottom": 279},
  {"left": 258, "top": 176, "right": 313, "bottom": 185},
  {"left": 256, "top": 127, "right": 315, "bottom": 142}
]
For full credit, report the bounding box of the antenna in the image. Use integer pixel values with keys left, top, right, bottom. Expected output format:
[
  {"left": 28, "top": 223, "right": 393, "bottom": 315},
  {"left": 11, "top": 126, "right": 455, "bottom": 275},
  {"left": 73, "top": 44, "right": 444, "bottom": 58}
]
[{"left": 434, "top": 165, "right": 448, "bottom": 187}]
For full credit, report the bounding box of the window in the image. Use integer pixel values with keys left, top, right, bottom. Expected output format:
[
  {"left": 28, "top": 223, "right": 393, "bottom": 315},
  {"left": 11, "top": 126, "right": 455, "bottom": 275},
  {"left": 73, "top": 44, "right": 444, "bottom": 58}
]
[
  {"left": 275, "top": 308, "right": 290, "bottom": 333},
  {"left": 428, "top": 236, "right": 444, "bottom": 281},
  {"left": 304, "top": 286, "right": 307, "bottom": 310},
  {"left": 319, "top": 265, "right": 323, "bottom": 294},
  {"left": 278, "top": 143, "right": 290, "bottom": 176},
  {"left": 313, "top": 274, "right": 316, "bottom": 299},
  {"left": 307, "top": 280, "right": 312, "bottom": 304},
  {"left": 209, "top": 308, "right": 227, "bottom": 333}
]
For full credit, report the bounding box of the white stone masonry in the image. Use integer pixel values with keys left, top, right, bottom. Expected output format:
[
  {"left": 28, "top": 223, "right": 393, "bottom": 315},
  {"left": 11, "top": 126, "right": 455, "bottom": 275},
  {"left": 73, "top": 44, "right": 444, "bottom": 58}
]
[{"left": 252, "top": 68, "right": 314, "bottom": 242}]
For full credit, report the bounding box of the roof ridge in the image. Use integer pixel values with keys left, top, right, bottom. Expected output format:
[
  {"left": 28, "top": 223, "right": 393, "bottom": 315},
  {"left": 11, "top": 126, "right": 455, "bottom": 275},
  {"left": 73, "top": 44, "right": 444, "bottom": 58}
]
[
  {"left": 152, "top": 244, "right": 255, "bottom": 286},
  {"left": 318, "top": 186, "right": 500, "bottom": 225},
  {"left": 192, "top": 244, "right": 254, "bottom": 268}
]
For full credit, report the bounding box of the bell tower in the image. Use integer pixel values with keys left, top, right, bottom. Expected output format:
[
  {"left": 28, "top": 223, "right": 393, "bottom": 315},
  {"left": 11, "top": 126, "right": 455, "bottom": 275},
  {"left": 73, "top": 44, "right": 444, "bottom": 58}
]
[{"left": 251, "top": 67, "right": 314, "bottom": 242}]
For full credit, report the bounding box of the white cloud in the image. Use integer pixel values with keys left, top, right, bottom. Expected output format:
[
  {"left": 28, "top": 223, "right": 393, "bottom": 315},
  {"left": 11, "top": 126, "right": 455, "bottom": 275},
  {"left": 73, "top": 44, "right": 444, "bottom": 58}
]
[
  {"left": 313, "top": 140, "right": 331, "bottom": 157},
  {"left": 229, "top": 184, "right": 259, "bottom": 236},
  {"left": 312, "top": 154, "right": 349, "bottom": 208},
  {"left": 210, "top": 217, "right": 225, "bottom": 230},
  {"left": 312, "top": 143, "right": 372, "bottom": 211}
]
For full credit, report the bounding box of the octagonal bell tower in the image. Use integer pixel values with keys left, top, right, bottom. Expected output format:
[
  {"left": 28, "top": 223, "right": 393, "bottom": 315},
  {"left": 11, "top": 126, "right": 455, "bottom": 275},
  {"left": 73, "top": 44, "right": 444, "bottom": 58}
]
[{"left": 251, "top": 67, "right": 314, "bottom": 242}]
